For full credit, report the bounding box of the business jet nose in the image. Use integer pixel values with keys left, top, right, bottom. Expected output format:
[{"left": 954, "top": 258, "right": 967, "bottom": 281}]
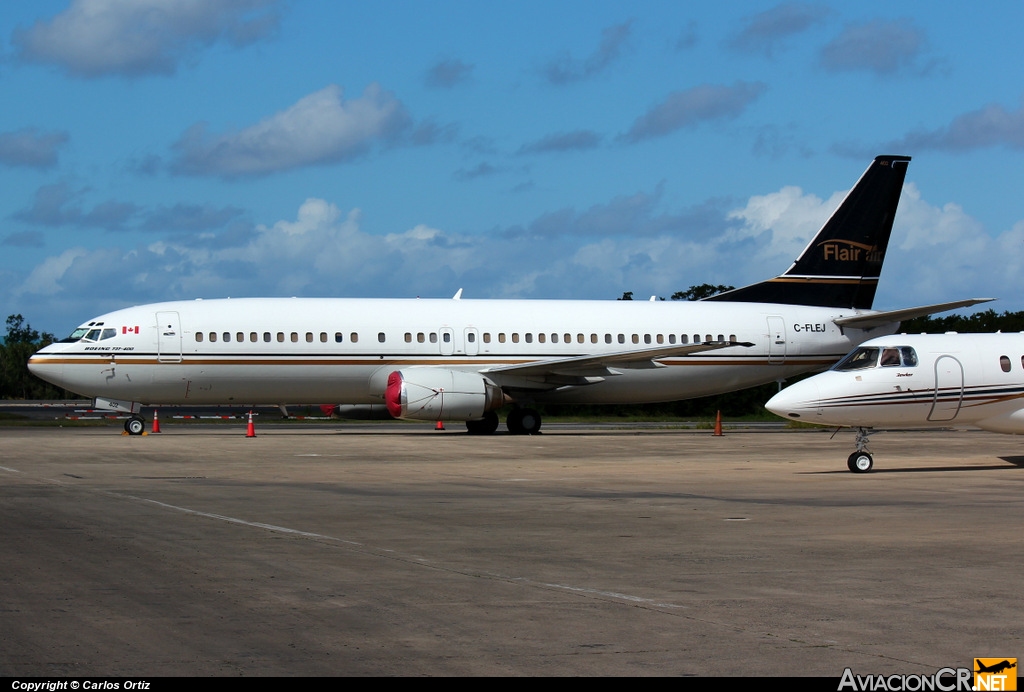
[{"left": 765, "top": 379, "right": 820, "bottom": 420}]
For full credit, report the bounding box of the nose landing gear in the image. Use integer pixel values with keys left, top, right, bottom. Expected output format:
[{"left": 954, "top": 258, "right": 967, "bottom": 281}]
[
  {"left": 847, "top": 450, "right": 874, "bottom": 473},
  {"left": 124, "top": 415, "right": 146, "bottom": 436},
  {"left": 846, "top": 427, "right": 876, "bottom": 473}
]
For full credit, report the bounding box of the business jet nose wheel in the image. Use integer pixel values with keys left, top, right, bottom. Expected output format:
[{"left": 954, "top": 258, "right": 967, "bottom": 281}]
[
  {"left": 847, "top": 451, "right": 873, "bottom": 473},
  {"left": 847, "top": 427, "right": 875, "bottom": 473},
  {"left": 125, "top": 415, "right": 146, "bottom": 436}
]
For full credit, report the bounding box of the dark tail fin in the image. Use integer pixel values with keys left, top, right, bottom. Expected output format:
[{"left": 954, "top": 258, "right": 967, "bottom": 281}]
[{"left": 706, "top": 155, "right": 911, "bottom": 309}]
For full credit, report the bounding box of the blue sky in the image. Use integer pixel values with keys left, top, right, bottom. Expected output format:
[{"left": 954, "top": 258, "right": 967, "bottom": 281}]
[{"left": 1, "top": 1, "right": 1022, "bottom": 336}]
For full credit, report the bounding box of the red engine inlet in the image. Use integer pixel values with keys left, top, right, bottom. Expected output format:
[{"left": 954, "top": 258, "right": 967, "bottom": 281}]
[
  {"left": 385, "top": 371, "right": 405, "bottom": 419},
  {"left": 384, "top": 368, "right": 504, "bottom": 421}
]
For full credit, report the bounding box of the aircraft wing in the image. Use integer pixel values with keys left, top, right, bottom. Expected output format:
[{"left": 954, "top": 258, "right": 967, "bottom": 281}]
[
  {"left": 833, "top": 298, "right": 995, "bottom": 330},
  {"left": 480, "top": 340, "right": 753, "bottom": 388}
]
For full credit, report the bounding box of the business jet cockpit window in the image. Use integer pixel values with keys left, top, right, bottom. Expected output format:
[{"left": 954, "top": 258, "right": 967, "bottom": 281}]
[{"left": 833, "top": 346, "right": 918, "bottom": 371}]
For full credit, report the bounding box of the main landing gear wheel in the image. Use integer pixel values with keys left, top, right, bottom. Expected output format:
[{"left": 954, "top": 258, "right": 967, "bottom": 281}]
[
  {"left": 847, "top": 451, "right": 873, "bottom": 473},
  {"left": 506, "top": 407, "right": 542, "bottom": 435},
  {"left": 466, "top": 411, "right": 500, "bottom": 435},
  {"left": 125, "top": 415, "right": 146, "bottom": 436}
]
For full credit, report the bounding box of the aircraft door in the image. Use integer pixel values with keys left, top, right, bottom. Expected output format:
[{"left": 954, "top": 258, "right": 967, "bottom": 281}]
[
  {"left": 928, "top": 355, "right": 964, "bottom": 421},
  {"left": 767, "top": 316, "right": 786, "bottom": 364},
  {"left": 438, "top": 327, "right": 455, "bottom": 356},
  {"left": 156, "top": 311, "right": 182, "bottom": 363},
  {"left": 464, "top": 328, "right": 479, "bottom": 356}
]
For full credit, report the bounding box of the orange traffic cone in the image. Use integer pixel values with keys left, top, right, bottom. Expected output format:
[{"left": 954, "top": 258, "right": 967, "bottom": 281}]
[
  {"left": 712, "top": 410, "right": 723, "bottom": 437},
  {"left": 246, "top": 410, "right": 257, "bottom": 438},
  {"left": 151, "top": 410, "right": 161, "bottom": 433},
  {"left": 435, "top": 420, "right": 445, "bottom": 431}
]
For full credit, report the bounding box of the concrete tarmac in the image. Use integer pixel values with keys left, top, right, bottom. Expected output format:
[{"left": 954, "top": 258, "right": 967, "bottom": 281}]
[{"left": 1, "top": 424, "right": 1022, "bottom": 676}]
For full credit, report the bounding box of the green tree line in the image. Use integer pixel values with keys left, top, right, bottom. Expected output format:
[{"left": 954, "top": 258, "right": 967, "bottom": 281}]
[
  {"left": 900, "top": 308, "right": 1024, "bottom": 333},
  {"left": 1, "top": 315, "right": 67, "bottom": 399}
]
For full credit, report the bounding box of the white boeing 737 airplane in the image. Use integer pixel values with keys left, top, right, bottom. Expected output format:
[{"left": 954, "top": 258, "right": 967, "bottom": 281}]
[
  {"left": 765, "top": 333, "right": 1022, "bottom": 473},
  {"left": 29, "top": 156, "right": 988, "bottom": 435}
]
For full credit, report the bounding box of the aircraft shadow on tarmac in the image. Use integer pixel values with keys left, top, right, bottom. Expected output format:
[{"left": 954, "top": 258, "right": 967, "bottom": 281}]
[{"left": 801, "top": 458, "right": 1024, "bottom": 475}]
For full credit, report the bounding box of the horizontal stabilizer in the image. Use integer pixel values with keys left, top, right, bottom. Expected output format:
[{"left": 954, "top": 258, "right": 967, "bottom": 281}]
[{"left": 833, "top": 298, "right": 995, "bottom": 330}]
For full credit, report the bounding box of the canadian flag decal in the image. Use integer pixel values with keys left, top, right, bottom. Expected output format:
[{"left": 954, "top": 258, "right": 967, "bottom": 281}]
[{"left": 122, "top": 326, "right": 139, "bottom": 334}]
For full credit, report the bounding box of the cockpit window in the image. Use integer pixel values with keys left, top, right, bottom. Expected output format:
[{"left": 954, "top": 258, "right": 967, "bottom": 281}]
[
  {"left": 900, "top": 347, "right": 918, "bottom": 367},
  {"left": 60, "top": 327, "right": 91, "bottom": 343},
  {"left": 834, "top": 345, "right": 918, "bottom": 371},
  {"left": 880, "top": 348, "right": 901, "bottom": 366},
  {"left": 58, "top": 321, "right": 115, "bottom": 343},
  {"left": 834, "top": 347, "right": 879, "bottom": 371}
]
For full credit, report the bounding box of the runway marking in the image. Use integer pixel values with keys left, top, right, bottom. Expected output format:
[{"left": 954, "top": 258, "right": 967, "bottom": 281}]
[
  {"left": 5, "top": 448, "right": 960, "bottom": 667},
  {"left": 530, "top": 581, "right": 684, "bottom": 609},
  {"left": 120, "top": 495, "right": 365, "bottom": 546},
  {"left": 2, "top": 463, "right": 693, "bottom": 611},
  {"left": 116, "top": 490, "right": 694, "bottom": 612}
]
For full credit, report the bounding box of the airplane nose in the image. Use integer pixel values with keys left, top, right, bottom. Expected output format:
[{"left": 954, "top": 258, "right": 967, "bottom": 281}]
[
  {"left": 28, "top": 353, "right": 64, "bottom": 388},
  {"left": 765, "top": 380, "right": 820, "bottom": 420}
]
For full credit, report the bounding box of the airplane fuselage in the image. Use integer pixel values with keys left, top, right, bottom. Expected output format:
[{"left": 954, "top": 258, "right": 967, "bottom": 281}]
[
  {"left": 766, "top": 333, "right": 1024, "bottom": 434},
  {"left": 29, "top": 297, "right": 892, "bottom": 410},
  {"left": 27, "top": 155, "right": 939, "bottom": 436}
]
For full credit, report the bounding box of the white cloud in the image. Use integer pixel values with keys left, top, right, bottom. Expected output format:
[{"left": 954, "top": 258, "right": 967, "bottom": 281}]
[
  {"left": 891, "top": 102, "right": 1024, "bottom": 152},
  {"left": 0, "top": 128, "right": 69, "bottom": 168},
  {"left": 621, "top": 82, "right": 767, "bottom": 142},
  {"left": 728, "top": 2, "right": 833, "bottom": 57},
  {"left": 543, "top": 20, "right": 633, "bottom": 85},
  {"left": 727, "top": 184, "right": 843, "bottom": 261},
  {"left": 425, "top": 58, "right": 474, "bottom": 89},
  {"left": 18, "top": 248, "right": 91, "bottom": 296},
  {"left": 171, "top": 84, "right": 411, "bottom": 178},
  {"left": 13, "top": 0, "right": 281, "bottom": 78},
  {"left": 518, "top": 130, "right": 603, "bottom": 155},
  {"left": 9, "top": 186, "right": 1024, "bottom": 329},
  {"left": 819, "top": 18, "right": 927, "bottom": 75},
  {"left": 878, "top": 184, "right": 1012, "bottom": 307},
  {"left": 263, "top": 198, "right": 342, "bottom": 237},
  {"left": 892, "top": 184, "right": 986, "bottom": 250}
]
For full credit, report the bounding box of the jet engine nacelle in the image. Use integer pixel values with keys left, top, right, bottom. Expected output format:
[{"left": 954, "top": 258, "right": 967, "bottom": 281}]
[{"left": 384, "top": 368, "right": 504, "bottom": 421}]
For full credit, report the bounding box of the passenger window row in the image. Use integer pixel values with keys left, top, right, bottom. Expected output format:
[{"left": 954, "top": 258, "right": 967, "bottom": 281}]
[
  {"left": 196, "top": 331, "right": 360, "bottom": 344},
  {"left": 194, "top": 330, "right": 738, "bottom": 346}
]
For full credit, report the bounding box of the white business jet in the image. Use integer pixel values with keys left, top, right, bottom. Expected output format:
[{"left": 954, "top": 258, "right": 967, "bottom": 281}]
[
  {"left": 765, "top": 332, "right": 1019, "bottom": 473},
  {"left": 29, "top": 156, "right": 987, "bottom": 435}
]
